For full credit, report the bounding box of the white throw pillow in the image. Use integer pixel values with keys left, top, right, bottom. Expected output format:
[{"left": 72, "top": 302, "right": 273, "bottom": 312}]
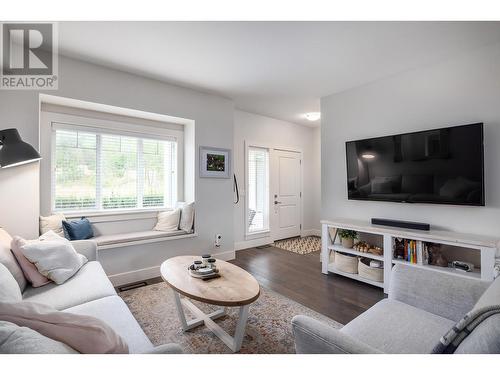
[
  {"left": 179, "top": 202, "right": 195, "bottom": 232},
  {"left": 20, "top": 238, "right": 88, "bottom": 285},
  {"left": 39, "top": 213, "right": 66, "bottom": 237},
  {"left": 154, "top": 209, "right": 181, "bottom": 232},
  {"left": 39, "top": 230, "right": 66, "bottom": 241}
]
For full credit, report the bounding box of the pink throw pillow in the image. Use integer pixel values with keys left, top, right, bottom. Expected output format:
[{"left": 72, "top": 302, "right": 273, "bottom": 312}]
[
  {"left": 0, "top": 301, "right": 129, "bottom": 354},
  {"left": 11, "top": 236, "right": 51, "bottom": 288}
]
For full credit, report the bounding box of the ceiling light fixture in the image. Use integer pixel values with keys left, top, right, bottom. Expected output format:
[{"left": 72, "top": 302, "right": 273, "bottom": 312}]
[
  {"left": 361, "top": 153, "right": 376, "bottom": 160},
  {"left": 304, "top": 112, "right": 321, "bottom": 122}
]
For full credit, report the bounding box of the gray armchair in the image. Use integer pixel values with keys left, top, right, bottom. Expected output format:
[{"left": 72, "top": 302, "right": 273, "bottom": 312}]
[{"left": 292, "top": 263, "right": 500, "bottom": 354}]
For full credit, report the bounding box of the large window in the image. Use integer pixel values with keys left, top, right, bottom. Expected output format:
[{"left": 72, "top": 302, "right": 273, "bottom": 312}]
[
  {"left": 247, "top": 147, "right": 269, "bottom": 233},
  {"left": 53, "top": 126, "right": 177, "bottom": 212}
]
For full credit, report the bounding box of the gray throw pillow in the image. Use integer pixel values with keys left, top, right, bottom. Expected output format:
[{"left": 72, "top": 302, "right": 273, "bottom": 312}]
[
  {"left": 0, "top": 228, "right": 27, "bottom": 292},
  {"left": 473, "top": 276, "right": 500, "bottom": 310},
  {"left": 0, "top": 321, "right": 77, "bottom": 354},
  {"left": 0, "top": 263, "right": 22, "bottom": 302},
  {"left": 454, "top": 314, "right": 500, "bottom": 354}
]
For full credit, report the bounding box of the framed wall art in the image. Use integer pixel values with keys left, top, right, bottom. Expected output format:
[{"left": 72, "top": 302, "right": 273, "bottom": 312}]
[{"left": 199, "top": 146, "right": 231, "bottom": 178}]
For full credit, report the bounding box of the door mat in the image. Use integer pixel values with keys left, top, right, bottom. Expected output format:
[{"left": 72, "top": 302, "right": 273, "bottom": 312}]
[{"left": 274, "top": 236, "right": 321, "bottom": 255}]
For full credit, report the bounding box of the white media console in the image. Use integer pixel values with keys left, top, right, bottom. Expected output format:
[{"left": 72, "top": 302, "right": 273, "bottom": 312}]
[{"left": 321, "top": 218, "right": 500, "bottom": 293}]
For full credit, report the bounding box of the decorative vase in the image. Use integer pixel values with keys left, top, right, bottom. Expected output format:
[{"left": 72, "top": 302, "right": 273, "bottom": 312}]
[{"left": 341, "top": 237, "right": 354, "bottom": 249}]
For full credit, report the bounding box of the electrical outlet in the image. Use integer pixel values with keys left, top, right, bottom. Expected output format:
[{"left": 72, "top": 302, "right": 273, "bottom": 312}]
[{"left": 215, "top": 234, "right": 222, "bottom": 248}]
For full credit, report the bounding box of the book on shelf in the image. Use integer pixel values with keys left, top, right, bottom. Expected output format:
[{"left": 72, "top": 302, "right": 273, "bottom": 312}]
[
  {"left": 404, "top": 239, "right": 414, "bottom": 264},
  {"left": 396, "top": 239, "right": 423, "bottom": 265}
]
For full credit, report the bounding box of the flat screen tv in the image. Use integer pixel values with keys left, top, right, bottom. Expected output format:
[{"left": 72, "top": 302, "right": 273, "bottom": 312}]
[{"left": 346, "top": 123, "right": 485, "bottom": 206}]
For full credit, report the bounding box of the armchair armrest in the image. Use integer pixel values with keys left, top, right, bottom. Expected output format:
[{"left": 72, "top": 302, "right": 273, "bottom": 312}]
[
  {"left": 291, "top": 315, "right": 381, "bottom": 354},
  {"left": 142, "top": 343, "right": 183, "bottom": 354},
  {"left": 389, "top": 263, "right": 489, "bottom": 321},
  {"left": 71, "top": 240, "right": 98, "bottom": 262}
]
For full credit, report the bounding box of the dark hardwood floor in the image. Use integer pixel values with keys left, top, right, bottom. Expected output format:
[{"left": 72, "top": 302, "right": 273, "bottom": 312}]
[{"left": 230, "top": 246, "right": 385, "bottom": 325}]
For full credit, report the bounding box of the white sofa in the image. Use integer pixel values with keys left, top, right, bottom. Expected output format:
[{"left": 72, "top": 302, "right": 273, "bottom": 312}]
[{"left": 0, "top": 228, "right": 181, "bottom": 354}]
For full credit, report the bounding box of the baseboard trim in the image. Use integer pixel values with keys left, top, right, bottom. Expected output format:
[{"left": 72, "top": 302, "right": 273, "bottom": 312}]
[
  {"left": 109, "top": 266, "right": 160, "bottom": 287},
  {"left": 212, "top": 250, "right": 236, "bottom": 261},
  {"left": 108, "top": 249, "right": 236, "bottom": 286},
  {"left": 235, "top": 237, "right": 273, "bottom": 251},
  {"left": 302, "top": 229, "right": 321, "bottom": 237}
]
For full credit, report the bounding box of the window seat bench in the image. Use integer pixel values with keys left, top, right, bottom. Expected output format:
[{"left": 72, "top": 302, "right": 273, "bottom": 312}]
[{"left": 93, "top": 229, "right": 195, "bottom": 250}]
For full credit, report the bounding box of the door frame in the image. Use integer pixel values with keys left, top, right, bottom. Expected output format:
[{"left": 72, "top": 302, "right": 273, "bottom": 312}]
[{"left": 244, "top": 140, "right": 303, "bottom": 241}]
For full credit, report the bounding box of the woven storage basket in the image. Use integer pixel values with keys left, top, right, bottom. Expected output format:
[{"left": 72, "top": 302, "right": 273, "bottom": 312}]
[
  {"left": 333, "top": 251, "right": 358, "bottom": 274},
  {"left": 358, "top": 257, "right": 383, "bottom": 282}
]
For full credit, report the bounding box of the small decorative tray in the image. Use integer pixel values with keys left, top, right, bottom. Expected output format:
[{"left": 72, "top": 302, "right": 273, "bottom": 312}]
[
  {"left": 189, "top": 267, "right": 220, "bottom": 280},
  {"left": 188, "top": 255, "right": 220, "bottom": 280}
]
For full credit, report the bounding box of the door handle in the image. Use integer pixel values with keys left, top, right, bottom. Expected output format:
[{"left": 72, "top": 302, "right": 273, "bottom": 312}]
[{"left": 274, "top": 200, "right": 282, "bottom": 204}]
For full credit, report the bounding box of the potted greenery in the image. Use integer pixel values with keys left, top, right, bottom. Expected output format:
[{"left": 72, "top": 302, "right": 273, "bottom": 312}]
[{"left": 338, "top": 229, "right": 358, "bottom": 249}]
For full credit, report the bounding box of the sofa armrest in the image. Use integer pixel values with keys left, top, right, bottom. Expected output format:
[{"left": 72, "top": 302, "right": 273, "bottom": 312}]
[
  {"left": 291, "top": 315, "right": 380, "bottom": 354},
  {"left": 142, "top": 343, "right": 183, "bottom": 354},
  {"left": 71, "top": 240, "right": 98, "bottom": 262},
  {"left": 389, "top": 263, "right": 489, "bottom": 321}
]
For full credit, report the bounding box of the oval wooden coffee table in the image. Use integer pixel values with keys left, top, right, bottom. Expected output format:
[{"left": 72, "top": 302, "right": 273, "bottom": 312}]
[{"left": 161, "top": 256, "right": 260, "bottom": 352}]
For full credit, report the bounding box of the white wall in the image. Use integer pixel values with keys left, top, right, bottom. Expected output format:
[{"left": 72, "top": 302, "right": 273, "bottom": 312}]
[
  {"left": 233, "top": 110, "right": 321, "bottom": 249},
  {"left": 321, "top": 43, "right": 500, "bottom": 237},
  {"left": 0, "top": 56, "right": 235, "bottom": 283},
  {"left": 311, "top": 126, "right": 321, "bottom": 232},
  {"left": 0, "top": 162, "right": 39, "bottom": 238}
]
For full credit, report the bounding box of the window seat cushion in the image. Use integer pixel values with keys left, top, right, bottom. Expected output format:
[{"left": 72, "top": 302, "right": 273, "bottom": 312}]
[{"left": 94, "top": 230, "right": 188, "bottom": 247}]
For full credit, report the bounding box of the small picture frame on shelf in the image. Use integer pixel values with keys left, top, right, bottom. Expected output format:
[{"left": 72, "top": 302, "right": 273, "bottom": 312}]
[{"left": 199, "top": 146, "right": 231, "bottom": 179}]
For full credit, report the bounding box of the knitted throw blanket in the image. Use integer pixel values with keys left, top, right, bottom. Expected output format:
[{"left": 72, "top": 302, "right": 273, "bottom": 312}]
[{"left": 432, "top": 305, "right": 500, "bottom": 354}]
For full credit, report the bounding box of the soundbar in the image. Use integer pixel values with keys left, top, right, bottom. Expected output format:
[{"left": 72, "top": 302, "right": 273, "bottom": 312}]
[{"left": 371, "top": 218, "right": 430, "bottom": 231}]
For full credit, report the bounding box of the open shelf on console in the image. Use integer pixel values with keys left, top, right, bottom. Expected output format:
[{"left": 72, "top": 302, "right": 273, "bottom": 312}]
[
  {"left": 328, "top": 244, "right": 384, "bottom": 261},
  {"left": 391, "top": 259, "right": 481, "bottom": 280},
  {"left": 326, "top": 264, "right": 384, "bottom": 288}
]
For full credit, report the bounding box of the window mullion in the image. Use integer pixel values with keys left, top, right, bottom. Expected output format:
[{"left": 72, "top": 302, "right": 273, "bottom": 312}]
[
  {"left": 137, "top": 139, "right": 144, "bottom": 209},
  {"left": 51, "top": 128, "right": 57, "bottom": 212},
  {"left": 171, "top": 142, "right": 177, "bottom": 207},
  {"left": 163, "top": 143, "right": 169, "bottom": 208},
  {"left": 96, "top": 134, "right": 102, "bottom": 210}
]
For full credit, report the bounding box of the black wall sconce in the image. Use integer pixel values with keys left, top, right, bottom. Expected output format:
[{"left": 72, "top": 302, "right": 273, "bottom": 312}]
[{"left": 0, "top": 128, "right": 41, "bottom": 169}]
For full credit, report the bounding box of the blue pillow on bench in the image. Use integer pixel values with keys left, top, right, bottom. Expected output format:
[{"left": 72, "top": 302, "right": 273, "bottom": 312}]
[{"left": 62, "top": 217, "right": 94, "bottom": 241}]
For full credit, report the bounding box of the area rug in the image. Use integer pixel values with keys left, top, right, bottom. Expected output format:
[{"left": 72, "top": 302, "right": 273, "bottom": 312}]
[
  {"left": 274, "top": 235, "right": 321, "bottom": 255},
  {"left": 119, "top": 282, "right": 342, "bottom": 354}
]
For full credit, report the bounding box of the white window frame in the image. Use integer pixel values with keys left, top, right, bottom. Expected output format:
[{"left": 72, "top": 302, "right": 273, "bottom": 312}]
[
  {"left": 43, "top": 111, "right": 184, "bottom": 216},
  {"left": 245, "top": 143, "right": 270, "bottom": 237}
]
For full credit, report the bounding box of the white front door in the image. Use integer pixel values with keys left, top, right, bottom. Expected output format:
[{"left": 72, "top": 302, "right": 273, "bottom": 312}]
[{"left": 271, "top": 149, "right": 302, "bottom": 240}]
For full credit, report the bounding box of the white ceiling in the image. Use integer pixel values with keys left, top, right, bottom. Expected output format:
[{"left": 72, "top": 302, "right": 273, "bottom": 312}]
[{"left": 58, "top": 21, "right": 500, "bottom": 127}]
